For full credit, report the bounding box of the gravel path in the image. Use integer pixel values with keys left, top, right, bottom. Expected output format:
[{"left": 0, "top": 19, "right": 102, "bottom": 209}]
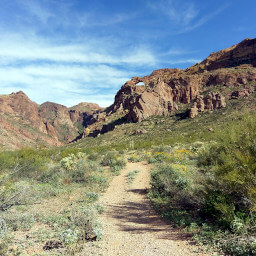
[{"left": 81, "top": 161, "right": 208, "bottom": 256}]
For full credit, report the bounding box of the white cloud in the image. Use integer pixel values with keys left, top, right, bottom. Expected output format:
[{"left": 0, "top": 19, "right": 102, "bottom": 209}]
[
  {"left": 77, "top": 12, "right": 134, "bottom": 28},
  {"left": 148, "top": 0, "right": 198, "bottom": 26},
  {"left": 0, "top": 34, "right": 156, "bottom": 67},
  {"left": 0, "top": 30, "right": 159, "bottom": 107},
  {"left": 148, "top": 0, "right": 229, "bottom": 34},
  {"left": 0, "top": 62, "right": 131, "bottom": 107}
]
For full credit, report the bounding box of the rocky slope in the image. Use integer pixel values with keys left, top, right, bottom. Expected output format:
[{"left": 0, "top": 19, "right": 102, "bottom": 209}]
[
  {"left": 82, "top": 38, "right": 256, "bottom": 137},
  {"left": 0, "top": 92, "right": 101, "bottom": 150}
]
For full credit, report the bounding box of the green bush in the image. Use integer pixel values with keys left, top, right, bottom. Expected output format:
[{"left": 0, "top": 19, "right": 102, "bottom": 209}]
[
  {"left": 198, "top": 112, "right": 256, "bottom": 226},
  {"left": 0, "top": 181, "right": 33, "bottom": 211},
  {"left": 101, "top": 151, "right": 118, "bottom": 166},
  {"left": 87, "top": 175, "right": 109, "bottom": 190}
]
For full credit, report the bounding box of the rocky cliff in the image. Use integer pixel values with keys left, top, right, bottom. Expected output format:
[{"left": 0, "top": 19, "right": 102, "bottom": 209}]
[{"left": 82, "top": 38, "right": 256, "bottom": 137}]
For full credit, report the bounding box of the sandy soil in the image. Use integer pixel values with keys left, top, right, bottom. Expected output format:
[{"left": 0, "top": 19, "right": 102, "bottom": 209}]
[{"left": 81, "top": 161, "right": 209, "bottom": 256}]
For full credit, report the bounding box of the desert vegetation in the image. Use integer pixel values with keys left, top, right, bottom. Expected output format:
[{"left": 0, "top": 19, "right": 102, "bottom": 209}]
[
  {"left": 0, "top": 148, "right": 126, "bottom": 255},
  {"left": 148, "top": 111, "right": 256, "bottom": 255}
]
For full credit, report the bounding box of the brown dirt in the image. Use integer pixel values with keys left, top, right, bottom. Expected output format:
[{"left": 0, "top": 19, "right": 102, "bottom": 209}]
[{"left": 81, "top": 161, "right": 209, "bottom": 256}]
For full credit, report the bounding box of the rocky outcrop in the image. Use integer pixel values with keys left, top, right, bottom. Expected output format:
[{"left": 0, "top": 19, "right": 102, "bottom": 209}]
[
  {"left": 104, "top": 68, "right": 255, "bottom": 123},
  {"left": 231, "top": 88, "right": 254, "bottom": 99},
  {"left": 69, "top": 102, "right": 102, "bottom": 115},
  {"left": 2, "top": 38, "right": 256, "bottom": 146},
  {"left": 0, "top": 91, "right": 47, "bottom": 133},
  {"left": 189, "top": 93, "right": 226, "bottom": 118},
  {"left": 107, "top": 73, "right": 201, "bottom": 122}
]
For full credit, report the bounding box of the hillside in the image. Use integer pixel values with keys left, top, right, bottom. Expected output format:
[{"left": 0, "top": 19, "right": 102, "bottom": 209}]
[{"left": 0, "top": 92, "right": 102, "bottom": 150}]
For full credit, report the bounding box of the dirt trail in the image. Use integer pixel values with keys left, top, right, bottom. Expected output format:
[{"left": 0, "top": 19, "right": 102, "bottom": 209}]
[{"left": 81, "top": 161, "right": 208, "bottom": 256}]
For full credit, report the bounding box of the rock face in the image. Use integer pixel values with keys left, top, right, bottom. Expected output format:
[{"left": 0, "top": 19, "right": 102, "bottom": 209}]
[
  {"left": 39, "top": 102, "right": 80, "bottom": 142},
  {"left": 189, "top": 93, "right": 226, "bottom": 118},
  {"left": 107, "top": 72, "right": 200, "bottom": 122},
  {"left": 105, "top": 38, "right": 256, "bottom": 123},
  {"left": 0, "top": 92, "right": 101, "bottom": 150},
  {"left": 83, "top": 38, "right": 256, "bottom": 137}
]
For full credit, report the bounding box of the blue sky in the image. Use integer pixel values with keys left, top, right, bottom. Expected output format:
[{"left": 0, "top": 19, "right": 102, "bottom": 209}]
[{"left": 0, "top": 0, "right": 255, "bottom": 107}]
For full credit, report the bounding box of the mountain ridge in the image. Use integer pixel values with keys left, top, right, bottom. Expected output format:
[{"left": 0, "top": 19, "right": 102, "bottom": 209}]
[{"left": 0, "top": 92, "right": 102, "bottom": 150}]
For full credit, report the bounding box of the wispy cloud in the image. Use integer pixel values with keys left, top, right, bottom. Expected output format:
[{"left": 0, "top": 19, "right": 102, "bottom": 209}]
[
  {"left": 149, "top": 0, "right": 198, "bottom": 26},
  {"left": 0, "top": 34, "right": 156, "bottom": 67},
  {"left": 18, "top": 0, "right": 54, "bottom": 24},
  {"left": 77, "top": 12, "right": 134, "bottom": 28},
  {"left": 148, "top": 0, "right": 229, "bottom": 34}
]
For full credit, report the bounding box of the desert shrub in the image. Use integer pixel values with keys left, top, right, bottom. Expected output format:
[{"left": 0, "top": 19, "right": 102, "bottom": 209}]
[
  {"left": 128, "top": 153, "right": 143, "bottom": 162},
  {"left": 68, "top": 205, "right": 103, "bottom": 241},
  {"left": 60, "top": 228, "right": 79, "bottom": 245},
  {"left": 101, "top": 151, "right": 118, "bottom": 166},
  {"left": 94, "top": 203, "right": 104, "bottom": 214},
  {"left": 0, "top": 219, "right": 10, "bottom": 256},
  {"left": 37, "top": 163, "right": 62, "bottom": 183},
  {"left": 151, "top": 145, "right": 173, "bottom": 153},
  {"left": 69, "top": 161, "right": 89, "bottom": 183},
  {"left": 87, "top": 175, "right": 109, "bottom": 190},
  {"left": 84, "top": 192, "right": 99, "bottom": 203},
  {"left": 150, "top": 163, "right": 199, "bottom": 207},
  {"left": 127, "top": 170, "right": 140, "bottom": 184},
  {"left": 148, "top": 157, "right": 158, "bottom": 164},
  {"left": 0, "top": 180, "right": 33, "bottom": 211},
  {"left": 189, "top": 141, "right": 207, "bottom": 153},
  {"left": 87, "top": 152, "right": 100, "bottom": 161},
  {"left": 60, "top": 154, "right": 77, "bottom": 171},
  {"left": 88, "top": 160, "right": 104, "bottom": 173},
  {"left": 198, "top": 112, "right": 256, "bottom": 226},
  {"left": 114, "top": 156, "right": 127, "bottom": 168},
  {"left": 220, "top": 236, "right": 256, "bottom": 255},
  {"left": 3, "top": 212, "right": 35, "bottom": 231}
]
